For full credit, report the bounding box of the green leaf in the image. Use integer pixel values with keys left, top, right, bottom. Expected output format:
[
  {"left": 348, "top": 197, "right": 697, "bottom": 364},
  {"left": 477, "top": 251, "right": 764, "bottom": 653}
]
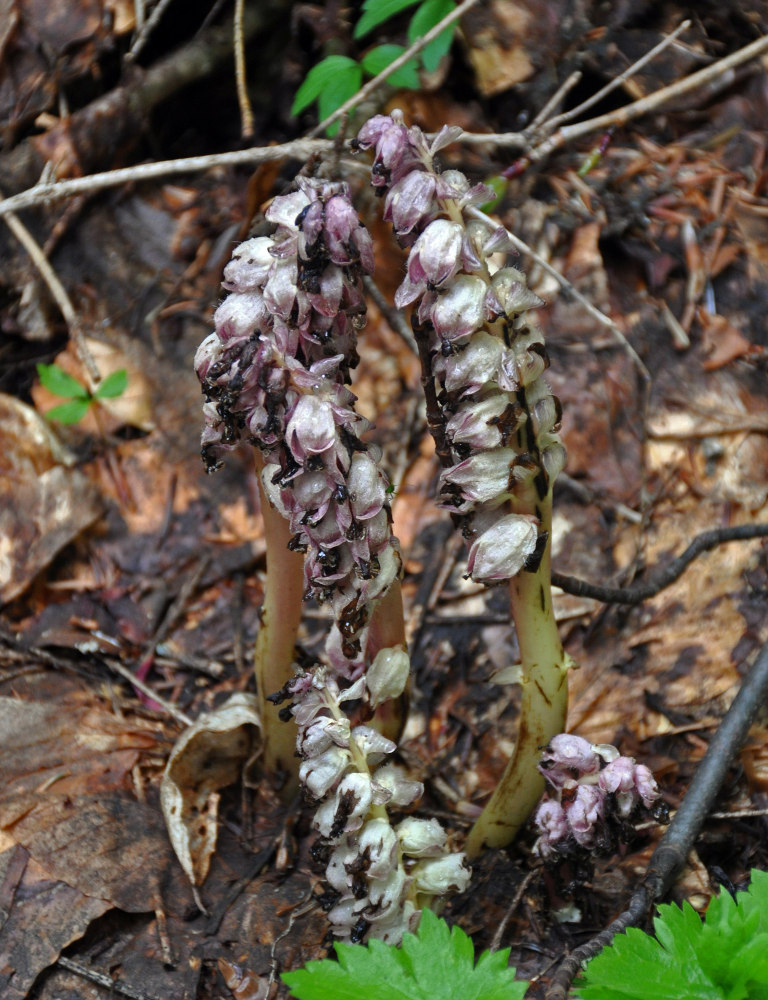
[
  {"left": 408, "top": 0, "right": 456, "bottom": 73},
  {"left": 36, "top": 363, "right": 89, "bottom": 400},
  {"left": 45, "top": 398, "right": 91, "bottom": 424},
  {"left": 361, "top": 45, "right": 420, "bottom": 88},
  {"left": 354, "top": 0, "right": 421, "bottom": 39},
  {"left": 291, "top": 56, "right": 360, "bottom": 116},
  {"left": 576, "top": 870, "right": 768, "bottom": 1000},
  {"left": 93, "top": 369, "right": 128, "bottom": 399},
  {"left": 317, "top": 63, "right": 363, "bottom": 135},
  {"left": 283, "top": 909, "right": 529, "bottom": 1000}
]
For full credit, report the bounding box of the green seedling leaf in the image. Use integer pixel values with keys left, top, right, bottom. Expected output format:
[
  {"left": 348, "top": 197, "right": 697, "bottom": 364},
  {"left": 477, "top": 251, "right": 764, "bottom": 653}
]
[
  {"left": 93, "top": 369, "right": 128, "bottom": 399},
  {"left": 317, "top": 62, "right": 363, "bottom": 135},
  {"left": 36, "top": 362, "right": 89, "bottom": 400},
  {"left": 361, "top": 45, "right": 420, "bottom": 88},
  {"left": 576, "top": 869, "right": 768, "bottom": 1000},
  {"left": 45, "top": 398, "right": 91, "bottom": 425},
  {"left": 291, "top": 56, "right": 360, "bottom": 116},
  {"left": 283, "top": 909, "right": 529, "bottom": 1000},
  {"left": 408, "top": 0, "right": 456, "bottom": 73},
  {"left": 354, "top": 0, "right": 422, "bottom": 39}
]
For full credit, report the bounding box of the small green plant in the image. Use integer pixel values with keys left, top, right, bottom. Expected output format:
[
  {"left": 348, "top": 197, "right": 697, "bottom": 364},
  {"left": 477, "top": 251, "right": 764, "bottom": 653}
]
[
  {"left": 576, "top": 869, "right": 768, "bottom": 1000},
  {"left": 282, "top": 908, "right": 529, "bottom": 1000},
  {"left": 37, "top": 362, "right": 128, "bottom": 424},
  {"left": 291, "top": 0, "right": 457, "bottom": 133}
]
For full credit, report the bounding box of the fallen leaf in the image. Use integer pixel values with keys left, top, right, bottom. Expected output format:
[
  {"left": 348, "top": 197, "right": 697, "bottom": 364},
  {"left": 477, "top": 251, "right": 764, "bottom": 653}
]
[
  {"left": 161, "top": 693, "right": 262, "bottom": 887},
  {"left": 0, "top": 394, "right": 102, "bottom": 603}
]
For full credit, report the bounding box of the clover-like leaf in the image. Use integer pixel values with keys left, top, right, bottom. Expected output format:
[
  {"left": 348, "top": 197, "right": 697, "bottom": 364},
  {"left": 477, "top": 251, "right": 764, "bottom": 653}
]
[
  {"left": 45, "top": 398, "right": 91, "bottom": 425},
  {"left": 93, "top": 369, "right": 128, "bottom": 399},
  {"left": 36, "top": 363, "right": 89, "bottom": 400}
]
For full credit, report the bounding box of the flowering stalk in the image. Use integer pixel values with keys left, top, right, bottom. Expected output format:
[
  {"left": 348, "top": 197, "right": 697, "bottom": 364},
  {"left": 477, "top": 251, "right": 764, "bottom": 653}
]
[
  {"left": 354, "top": 111, "right": 571, "bottom": 856},
  {"left": 196, "top": 175, "right": 469, "bottom": 941}
]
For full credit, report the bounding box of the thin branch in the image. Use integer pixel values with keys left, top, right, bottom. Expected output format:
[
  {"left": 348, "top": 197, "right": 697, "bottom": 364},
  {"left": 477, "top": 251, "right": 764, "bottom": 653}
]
[
  {"left": 467, "top": 206, "right": 650, "bottom": 380},
  {"left": 58, "top": 957, "right": 162, "bottom": 1000},
  {"left": 0, "top": 139, "right": 335, "bottom": 217},
  {"left": 125, "top": 0, "right": 176, "bottom": 62},
  {"left": 234, "top": 0, "right": 254, "bottom": 138},
  {"left": 530, "top": 30, "right": 768, "bottom": 163},
  {"left": 308, "top": 0, "right": 483, "bottom": 137},
  {"left": 363, "top": 275, "right": 417, "bottom": 352},
  {"left": 0, "top": 191, "right": 100, "bottom": 382},
  {"left": 527, "top": 71, "right": 582, "bottom": 133},
  {"left": 544, "top": 20, "right": 692, "bottom": 131},
  {"left": 457, "top": 29, "right": 768, "bottom": 156},
  {"left": 552, "top": 523, "right": 768, "bottom": 605},
  {"left": 104, "top": 657, "right": 193, "bottom": 726},
  {"left": 545, "top": 634, "right": 768, "bottom": 1000}
]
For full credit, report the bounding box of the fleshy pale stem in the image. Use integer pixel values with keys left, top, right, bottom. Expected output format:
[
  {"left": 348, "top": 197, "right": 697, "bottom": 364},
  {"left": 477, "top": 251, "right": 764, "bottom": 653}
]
[
  {"left": 465, "top": 491, "right": 569, "bottom": 855},
  {"left": 253, "top": 453, "right": 305, "bottom": 793}
]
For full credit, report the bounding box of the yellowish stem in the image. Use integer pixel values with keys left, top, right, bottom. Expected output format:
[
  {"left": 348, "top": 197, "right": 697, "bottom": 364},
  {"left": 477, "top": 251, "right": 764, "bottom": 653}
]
[
  {"left": 464, "top": 493, "right": 570, "bottom": 856},
  {"left": 366, "top": 578, "right": 408, "bottom": 744}
]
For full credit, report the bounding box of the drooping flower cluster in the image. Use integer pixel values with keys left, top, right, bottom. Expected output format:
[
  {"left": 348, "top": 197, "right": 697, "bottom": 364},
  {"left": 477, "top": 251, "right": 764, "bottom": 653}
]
[
  {"left": 281, "top": 654, "right": 470, "bottom": 943},
  {"left": 195, "top": 177, "right": 398, "bottom": 677},
  {"left": 353, "top": 111, "right": 566, "bottom": 584},
  {"left": 533, "top": 734, "right": 661, "bottom": 858},
  {"left": 196, "top": 176, "right": 469, "bottom": 942}
]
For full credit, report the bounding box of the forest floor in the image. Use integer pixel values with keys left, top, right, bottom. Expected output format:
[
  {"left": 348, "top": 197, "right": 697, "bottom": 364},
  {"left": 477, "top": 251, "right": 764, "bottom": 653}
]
[{"left": 1, "top": 1, "right": 768, "bottom": 998}]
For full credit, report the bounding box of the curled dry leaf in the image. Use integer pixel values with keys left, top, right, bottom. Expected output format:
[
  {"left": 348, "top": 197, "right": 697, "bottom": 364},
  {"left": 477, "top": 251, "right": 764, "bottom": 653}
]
[
  {"left": 161, "top": 694, "right": 262, "bottom": 888},
  {"left": 0, "top": 394, "right": 102, "bottom": 603}
]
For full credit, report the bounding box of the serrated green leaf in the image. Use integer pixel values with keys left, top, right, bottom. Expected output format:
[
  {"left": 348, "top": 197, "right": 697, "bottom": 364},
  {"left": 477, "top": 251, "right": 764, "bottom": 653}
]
[
  {"left": 317, "top": 63, "right": 363, "bottom": 135},
  {"left": 93, "top": 369, "right": 128, "bottom": 399},
  {"left": 283, "top": 909, "right": 528, "bottom": 1000},
  {"left": 354, "top": 0, "right": 422, "bottom": 39},
  {"left": 361, "top": 45, "right": 420, "bottom": 88},
  {"left": 408, "top": 0, "right": 456, "bottom": 73},
  {"left": 291, "top": 56, "right": 360, "bottom": 116},
  {"left": 45, "top": 398, "right": 91, "bottom": 424},
  {"left": 576, "top": 870, "right": 768, "bottom": 1000},
  {"left": 36, "top": 363, "right": 89, "bottom": 399}
]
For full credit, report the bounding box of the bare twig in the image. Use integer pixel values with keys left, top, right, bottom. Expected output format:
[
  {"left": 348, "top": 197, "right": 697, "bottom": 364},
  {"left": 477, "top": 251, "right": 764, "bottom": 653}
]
[
  {"left": 0, "top": 191, "right": 100, "bottom": 382},
  {"left": 546, "top": 635, "right": 768, "bottom": 1000},
  {"left": 234, "top": 0, "right": 254, "bottom": 138},
  {"left": 58, "top": 957, "right": 162, "bottom": 1000},
  {"left": 125, "top": 0, "right": 177, "bottom": 62},
  {"left": 104, "top": 657, "right": 193, "bottom": 726},
  {"left": 309, "top": 0, "right": 482, "bottom": 137},
  {"left": 0, "top": 139, "right": 335, "bottom": 217},
  {"left": 467, "top": 206, "right": 650, "bottom": 380},
  {"left": 543, "top": 20, "right": 692, "bottom": 131},
  {"left": 527, "top": 71, "right": 583, "bottom": 134},
  {"left": 457, "top": 29, "right": 768, "bottom": 157},
  {"left": 363, "top": 274, "right": 417, "bottom": 352},
  {"left": 552, "top": 523, "right": 768, "bottom": 605}
]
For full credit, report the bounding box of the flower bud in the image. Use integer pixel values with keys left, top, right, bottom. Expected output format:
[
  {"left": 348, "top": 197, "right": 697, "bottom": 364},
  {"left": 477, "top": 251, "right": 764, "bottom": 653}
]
[
  {"left": 299, "top": 745, "right": 350, "bottom": 798},
  {"left": 366, "top": 645, "right": 410, "bottom": 707}
]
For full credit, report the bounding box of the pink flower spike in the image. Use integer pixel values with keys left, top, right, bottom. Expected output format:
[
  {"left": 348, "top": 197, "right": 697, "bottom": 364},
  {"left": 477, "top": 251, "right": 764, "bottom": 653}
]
[{"left": 408, "top": 220, "right": 464, "bottom": 287}]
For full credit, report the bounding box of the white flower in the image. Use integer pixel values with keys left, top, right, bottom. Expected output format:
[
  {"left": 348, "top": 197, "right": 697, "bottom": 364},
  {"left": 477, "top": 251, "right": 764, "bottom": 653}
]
[
  {"left": 396, "top": 817, "right": 447, "bottom": 857},
  {"left": 411, "top": 854, "right": 471, "bottom": 894},
  {"left": 299, "top": 745, "right": 350, "bottom": 798}
]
